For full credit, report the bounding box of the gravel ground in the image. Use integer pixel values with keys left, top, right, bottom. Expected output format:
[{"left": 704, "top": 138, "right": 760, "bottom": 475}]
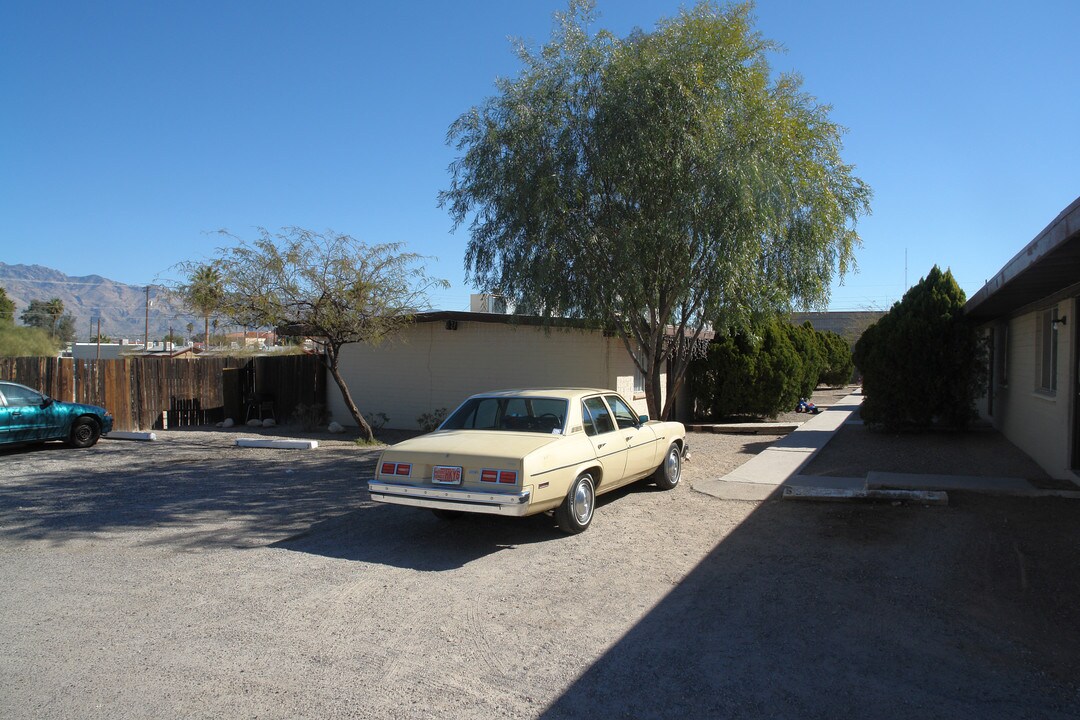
[{"left": 1, "top": 420, "right": 1078, "bottom": 719}]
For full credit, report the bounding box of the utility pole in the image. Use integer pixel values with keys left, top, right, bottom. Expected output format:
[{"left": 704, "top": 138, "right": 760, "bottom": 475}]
[
  {"left": 145, "top": 285, "right": 150, "bottom": 350},
  {"left": 96, "top": 317, "right": 101, "bottom": 361}
]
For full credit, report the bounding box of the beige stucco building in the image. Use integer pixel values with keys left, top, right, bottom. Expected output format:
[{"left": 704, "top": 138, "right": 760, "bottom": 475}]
[
  {"left": 967, "top": 197, "right": 1079, "bottom": 481},
  {"left": 330, "top": 312, "right": 690, "bottom": 431}
]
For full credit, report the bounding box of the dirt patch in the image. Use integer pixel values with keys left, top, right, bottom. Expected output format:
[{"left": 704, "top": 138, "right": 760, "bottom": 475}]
[{"left": 1, "top": 427, "right": 1078, "bottom": 718}]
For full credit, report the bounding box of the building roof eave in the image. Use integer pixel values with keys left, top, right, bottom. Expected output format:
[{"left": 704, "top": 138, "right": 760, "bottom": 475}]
[{"left": 965, "top": 196, "right": 1080, "bottom": 321}]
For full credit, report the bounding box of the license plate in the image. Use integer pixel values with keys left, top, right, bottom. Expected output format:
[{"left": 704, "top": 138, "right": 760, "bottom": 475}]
[{"left": 432, "top": 465, "right": 462, "bottom": 485}]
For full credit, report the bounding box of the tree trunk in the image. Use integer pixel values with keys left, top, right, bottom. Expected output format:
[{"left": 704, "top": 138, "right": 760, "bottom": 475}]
[
  {"left": 203, "top": 315, "right": 210, "bottom": 349},
  {"left": 646, "top": 361, "right": 665, "bottom": 420},
  {"left": 325, "top": 346, "right": 374, "bottom": 442}
]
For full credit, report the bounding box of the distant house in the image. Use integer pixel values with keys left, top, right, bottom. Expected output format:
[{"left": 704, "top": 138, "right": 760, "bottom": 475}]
[
  {"left": 966, "top": 196, "right": 1079, "bottom": 481},
  {"left": 68, "top": 339, "right": 193, "bottom": 359},
  {"left": 223, "top": 330, "right": 277, "bottom": 349},
  {"left": 330, "top": 309, "right": 704, "bottom": 430}
]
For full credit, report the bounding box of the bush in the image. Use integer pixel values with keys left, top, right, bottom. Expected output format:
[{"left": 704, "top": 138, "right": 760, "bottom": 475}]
[
  {"left": 416, "top": 407, "right": 447, "bottom": 433},
  {"left": 364, "top": 412, "right": 390, "bottom": 433},
  {"left": 853, "top": 265, "right": 985, "bottom": 429},
  {"left": 784, "top": 321, "right": 825, "bottom": 398},
  {"left": 690, "top": 317, "right": 802, "bottom": 419},
  {"left": 0, "top": 324, "right": 62, "bottom": 357},
  {"left": 291, "top": 403, "right": 329, "bottom": 431},
  {"left": 818, "top": 330, "right": 855, "bottom": 387}
]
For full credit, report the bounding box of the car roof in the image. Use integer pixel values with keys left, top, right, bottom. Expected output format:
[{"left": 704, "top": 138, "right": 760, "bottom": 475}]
[{"left": 467, "top": 388, "right": 616, "bottom": 400}]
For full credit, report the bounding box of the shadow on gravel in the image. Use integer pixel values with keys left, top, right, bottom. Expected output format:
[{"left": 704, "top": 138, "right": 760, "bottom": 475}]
[
  {"left": 271, "top": 484, "right": 641, "bottom": 571},
  {"left": 539, "top": 494, "right": 1080, "bottom": 720},
  {"left": 270, "top": 505, "right": 559, "bottom": 571},
  {"left": 0, "top": 441, "right": 380, "bottom": 550}
]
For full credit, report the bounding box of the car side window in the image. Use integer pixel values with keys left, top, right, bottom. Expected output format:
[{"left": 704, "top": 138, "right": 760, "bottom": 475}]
[
  {"left": 580, "top": 402, "right": 597, "bottom": 436},
  {"left": 2, "top": 384, "right": 43, "bottom": 407},
  {"left": 605, "top": 395, "right": 639, "bottom": 430},
  {"left": 583, "top": 397, "right": 615, "bottom": 435}
]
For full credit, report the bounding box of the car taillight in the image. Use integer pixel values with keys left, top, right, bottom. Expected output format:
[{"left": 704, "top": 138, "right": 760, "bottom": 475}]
[
  {"left": 481, "top": 469, "right": 517, "bottom": 484},
  {"left": 380, "top": 462, "right": 412, "bottom": 477}
]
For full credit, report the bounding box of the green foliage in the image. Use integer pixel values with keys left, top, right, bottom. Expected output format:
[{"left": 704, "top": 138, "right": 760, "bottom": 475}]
[
  {"left": 0, "top": 324, "right": 62, "bottom": 357},
  {"left": 784, "top": 322, "right": 825, "bottom": 398},
  {"left": 176, "top": 263, "right": 224, "bottom": 348},
  {"left": 441, "top": 0, "right": 871, "bottom": 420},
  {"left": 416, "top": 407, "right": 448, "bottom": 433},
  {"left": 19, "top": 298, "right": 75, "bottom": 343},
  {"left": 853, "top": 266, "right": 986, "bottom": 429},
  {"left": 0, "top": 286, "right": 15, "bottom": 325},
  {"left": 203, "top": 227, "right": 447, "bottom": 442},
  {"left": 819, "top": 330, "right": 854, "bottom": 387},
  {"left": 690, "top": 317, "right": 802, "bottom": 419}
]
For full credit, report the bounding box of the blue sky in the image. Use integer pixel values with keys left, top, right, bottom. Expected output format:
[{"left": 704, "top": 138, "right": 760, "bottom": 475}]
[{"left": 2, "top": 0, "right": 1077, "bottom": 313}]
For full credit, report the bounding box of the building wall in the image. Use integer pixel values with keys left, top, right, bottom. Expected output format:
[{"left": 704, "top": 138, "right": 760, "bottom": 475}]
[
  {"left": 331, "top": 320, "right": 667, "bottom": 430},
  {"left": 982, "top": 297, "right": 1076, "bottom": 479}
]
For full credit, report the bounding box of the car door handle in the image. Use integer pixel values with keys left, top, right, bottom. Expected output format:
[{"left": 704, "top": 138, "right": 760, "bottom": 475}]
[{"left": 597, "top": 442, "right": 606, "bottom": 449}]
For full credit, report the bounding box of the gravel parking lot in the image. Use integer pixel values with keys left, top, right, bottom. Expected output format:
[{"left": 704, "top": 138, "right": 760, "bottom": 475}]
[{"left": 1, "top": 427, "right": 1078, "bottom": 719}]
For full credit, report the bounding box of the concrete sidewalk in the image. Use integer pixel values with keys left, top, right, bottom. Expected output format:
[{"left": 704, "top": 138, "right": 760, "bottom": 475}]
[{"left": 693, "top": 392, "right": 1080, "bottom": 502}]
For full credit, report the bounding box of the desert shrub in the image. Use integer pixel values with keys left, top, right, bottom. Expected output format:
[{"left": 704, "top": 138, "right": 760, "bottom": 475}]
[
  {"left": 853, "top": 265, "right": 985, "bottom": 429},
  {"left": 0, "top": 324, "right": 62, "bottom": 357},
  {"left": 416, "top": 407, "right": 447, "bottom": 432},
  {"left": 364, "top": 412, "right": 390, "bottom": 433},
  {"left": 818, "top": 330, "right": 855, "bottom": 387},
  {"left": 690, "top": 317, "right": 802, "bottom": 419},
  {"left": 291, "top": 403, "right": 329, "bottom": 431}
]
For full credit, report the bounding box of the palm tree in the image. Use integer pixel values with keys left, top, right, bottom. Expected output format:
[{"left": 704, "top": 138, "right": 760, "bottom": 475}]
[{"left": 184, "top": 264, "right": 224, "bottom": 348}]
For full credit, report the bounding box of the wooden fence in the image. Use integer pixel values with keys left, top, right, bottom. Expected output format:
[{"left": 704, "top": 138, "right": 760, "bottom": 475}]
[{"left": 0, "top": 355, "right": 325, "bottom": 431}]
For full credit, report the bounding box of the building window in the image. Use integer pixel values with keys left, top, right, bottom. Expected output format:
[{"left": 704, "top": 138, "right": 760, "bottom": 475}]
[
  {"left": 1035, "top": 307, "right": 1059, "bottom": 394},
  {"left": 633, "top": 347, "right": 646, "bottom": 394}
]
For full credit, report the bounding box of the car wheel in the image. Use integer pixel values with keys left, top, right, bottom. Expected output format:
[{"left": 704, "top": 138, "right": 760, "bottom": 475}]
[
  {"left": 68, "top": 417, "right": 101, "bottom": 448},
  {"left": 652, "top": 443, "right": 682, "bottom": 490},
  {"left": 555, "top": 472, "right": 595, "bottom": 534},
  {"left": 431, "top": 509, "right": 464, "bottom": 520}
]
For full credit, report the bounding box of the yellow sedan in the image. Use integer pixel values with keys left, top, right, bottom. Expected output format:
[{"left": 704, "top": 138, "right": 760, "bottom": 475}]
[{"left": 368, "top": 388, "right": 688, "bottom": 533}]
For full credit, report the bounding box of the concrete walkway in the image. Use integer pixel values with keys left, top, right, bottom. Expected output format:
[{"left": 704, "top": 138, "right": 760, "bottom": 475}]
[{"left": 693, "top": 392, "right": 1080, "bottom": 502}]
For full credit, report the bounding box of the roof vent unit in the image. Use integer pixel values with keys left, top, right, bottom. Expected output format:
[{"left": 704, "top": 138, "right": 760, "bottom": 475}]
[{"left": 470, "top": 294, "right": 508, "bottom": 314}]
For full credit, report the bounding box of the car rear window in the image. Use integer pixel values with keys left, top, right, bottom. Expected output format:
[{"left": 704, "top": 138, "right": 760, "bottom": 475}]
[{"left": 442, "top": 397, "right": 568, "bottom": 434}]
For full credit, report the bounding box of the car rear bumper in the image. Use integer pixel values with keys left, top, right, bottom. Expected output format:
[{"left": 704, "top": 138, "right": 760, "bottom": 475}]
[{"left": 368, "top": 481, "right": 533, "bottom": 516}]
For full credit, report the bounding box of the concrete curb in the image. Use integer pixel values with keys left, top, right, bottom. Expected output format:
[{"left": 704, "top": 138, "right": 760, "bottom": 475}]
[
  {"left": 108, "top": 431, "right": 157, "bottom": 441},
  {"left": 686, "top": 422, "right": 800, "bottom": 435},
  {"left": 782, "top": 486, "right": 948, "bottom": 505},
  {"left": 235, "top": 438, "right": 319, "bottom": 450}
]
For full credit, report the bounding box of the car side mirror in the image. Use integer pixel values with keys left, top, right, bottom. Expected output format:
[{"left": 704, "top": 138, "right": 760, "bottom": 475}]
[
  {"left": 638, "top": 414, "right": 649, "bottom": 425},
  {"left": 41, "top": 396, "right": 54, "bottom": 408}
]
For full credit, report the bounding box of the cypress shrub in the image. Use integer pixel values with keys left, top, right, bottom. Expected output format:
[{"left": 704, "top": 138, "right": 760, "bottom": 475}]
[
  {"left": 853, "top": 266, "right": 985, "bottom": 429},
  {"left": 818, "top": 330, "right": 855, "bottom": 387},
  {"left": 785, "top": 321, "right": 825, "bottom": 398},
  {"left": 690, "top": 317, "right": 802, "bottom": 419}
]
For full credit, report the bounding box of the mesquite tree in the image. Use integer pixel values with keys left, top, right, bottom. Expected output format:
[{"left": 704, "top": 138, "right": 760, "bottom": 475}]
[
  {"left": 441, "top": 0, "right": 871, "bottom": 419},
  {"left": 208, "top": 227, "right": 447, "bottom": 441}
]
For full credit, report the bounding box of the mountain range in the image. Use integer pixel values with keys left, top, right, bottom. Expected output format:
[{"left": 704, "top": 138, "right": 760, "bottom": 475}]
[{"left": 0, "top": 263, "right": 192, "bottom": 342}]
